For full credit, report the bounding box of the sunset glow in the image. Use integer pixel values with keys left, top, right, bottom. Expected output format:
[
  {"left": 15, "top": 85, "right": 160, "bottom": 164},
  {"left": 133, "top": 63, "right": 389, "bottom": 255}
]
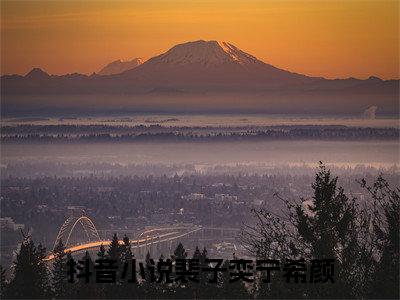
[{"left": 1, "top": 0, "right": 398, "bottom": 79}]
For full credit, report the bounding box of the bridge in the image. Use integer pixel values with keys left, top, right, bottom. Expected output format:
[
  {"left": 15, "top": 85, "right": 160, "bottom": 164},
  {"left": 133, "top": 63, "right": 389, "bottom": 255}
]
[{"left": 45, "top": 215, "right": 240, "bottom": 261}]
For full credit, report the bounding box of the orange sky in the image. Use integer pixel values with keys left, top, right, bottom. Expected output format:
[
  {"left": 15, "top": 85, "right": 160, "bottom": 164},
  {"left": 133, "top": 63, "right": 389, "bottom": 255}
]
[{"left": 1, "top": 0, "right": 399, "bottom": 79}]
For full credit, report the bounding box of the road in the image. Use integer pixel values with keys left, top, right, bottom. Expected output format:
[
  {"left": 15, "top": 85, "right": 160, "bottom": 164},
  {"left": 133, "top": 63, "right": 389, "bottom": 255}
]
[{"left": 44, "top": 227, "right": 202, "bottom": 261}]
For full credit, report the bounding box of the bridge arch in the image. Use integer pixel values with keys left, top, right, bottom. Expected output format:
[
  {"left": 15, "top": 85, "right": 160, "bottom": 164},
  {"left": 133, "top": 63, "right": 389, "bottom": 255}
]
[{"left": 53, "top": 215, "right": 100, "bottom": 252}]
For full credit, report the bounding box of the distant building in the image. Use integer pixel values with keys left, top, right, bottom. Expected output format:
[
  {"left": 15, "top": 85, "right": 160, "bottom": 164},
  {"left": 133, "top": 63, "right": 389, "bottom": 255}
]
[
  {"left": 214, "top": 194, "right": 238, "bottom": 202},
  {"left": 182, "top": 193, "right": 205, "bottom": 201},
  {"left": 253, "top": 199, "right": 264, "bottom": 206},
  {"left": 211, "top": 183, "right": 232, "bottom": 187},
  {"left": 96, "top": 187, "right": 115, "bottom": 192}
]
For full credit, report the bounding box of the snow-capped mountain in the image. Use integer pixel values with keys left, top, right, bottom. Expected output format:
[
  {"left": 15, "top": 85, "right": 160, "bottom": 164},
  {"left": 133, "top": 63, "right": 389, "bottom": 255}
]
[
  {"left": 1, "top": 40, "right": 398, "bottom": 116},
  {"left": 98, "top": 58, "right": 143, "bottom": 75},
  {"left": 118, "top": 40, "right": 311, "bottom": 89},
  {"left": 148, "top": 40, "right": 260, "bottom": 67}
]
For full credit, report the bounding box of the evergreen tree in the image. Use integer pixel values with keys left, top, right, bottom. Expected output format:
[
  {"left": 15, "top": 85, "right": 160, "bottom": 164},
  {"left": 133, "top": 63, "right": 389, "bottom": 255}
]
[
  {"left": 0, "top": 265, "right": 7, "bottom": 299},
  {"left": 93, "top": 244, "right": 107, "bottom": 298},
  {"left": 64, "top": 252, "right": 74, "bottom": 299},
  {"left": 192, "top": 246, "right": 201, "bottom": 260},
  {"left": 242, "top": 163, "right": 369, "bottom": 298},
  {"left": 107, "top": 233, "right": 122, "bottom": 261},
  {"left": 193, "top": 246, "right": 220, "bottom": 299},
  {"left": 173, "top": 242, "right": 187, "bottom": 260},
  {"left": 120, "top": 235, "right": 133, "bottom": 263},
  {"left": 104, "top": 234, "right": 123, "bottom": 298},
  {"left": 52, "top": 239, "right": 68, "bottom": 298},
  {"left": 201, "top": 247, "right": 208, "bottom": 262},
  {"left": 139, "top": 251, "right": 157, "bottom": 299},
  {"left": 37, "top": 243, "right": 52, "bottom": 296},
  {"left": 218, "top": 260, "right": 249, "bottom": 299},
  {"left": 97, "top": 244, "right": 106, "bottom": 260},
  {"left": 362, "top": 176, "right": 399, "bottom": 299},
  {"left": 169, "top": 243, "right": 189, "bottom": 298},
  {"left": 159, "top": 253, "right": 175, "bottom": 298},
  {"left": 120, "top": 236, "right": 138, "bottom": 298},
  {"left": 73, "top": 251, "right": 101, "bottom": 299},
  {"left": 7, "top": 237, "right": 51, "bottom": 299},
  {"left": 189, "top": 246, "right": 203, "bottom": 299},
  {"left": 295, "top": 163, "right": 359, "bottom": 298},
  {"left": 296, "top": 164, "right": 356, "bottom": 257}
]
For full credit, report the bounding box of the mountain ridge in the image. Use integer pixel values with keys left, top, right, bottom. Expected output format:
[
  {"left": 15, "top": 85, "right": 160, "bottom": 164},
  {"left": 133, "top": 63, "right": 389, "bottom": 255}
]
[
  {"left": 1, "top": 40, "right": 393, "bottom": 81},
  {"left": 98, "top": 58, "right": 144, "bottom": 75},
  {"left": 1, "top": 40, "right": 398, "bottom": 116}
]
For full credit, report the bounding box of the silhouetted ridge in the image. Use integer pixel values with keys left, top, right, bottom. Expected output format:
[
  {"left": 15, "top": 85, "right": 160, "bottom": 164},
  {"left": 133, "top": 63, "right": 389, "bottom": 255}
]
[
  {"left": 25, "top": 68, "right": 49, "bottom": 79},
  {"left": 1, "top": 40, "right": 398, "bottom": 116}
]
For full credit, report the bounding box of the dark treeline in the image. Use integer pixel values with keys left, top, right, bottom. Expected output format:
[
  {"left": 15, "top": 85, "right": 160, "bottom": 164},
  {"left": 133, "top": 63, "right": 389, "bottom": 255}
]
[
  {"left": 2, "top": 125, "right": 398, "bottom": 143},
  {"left": 0, "top": 165, "right": 398, "bottom": 299},
  {"left": 4, "top": 161, "right": 395, "bottom": 178},
  {"left": 1, "top": 235, "right": 248, "bottom": 299},
  {"left": 2, "top": 162, "right": 198, "bottom": 178},
  {"left": 1, "top": 124, "right": 353, "bottom": 135}
]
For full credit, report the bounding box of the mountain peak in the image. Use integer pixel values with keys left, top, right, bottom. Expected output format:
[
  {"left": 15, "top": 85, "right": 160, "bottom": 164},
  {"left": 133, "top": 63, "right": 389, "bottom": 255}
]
[
  {"left": 152, "top": 40, "right": 260, "bottom": 68},
  {"left": 25, "top": 68, "right": 49, "bottom": 78},
  {"left": 216, "top": 41, "right": 258, "bottom": 63},
  {"left": 367, "top": 76, "right": 383, "bottom": 82},
  {"left": 98, "top": 58, "right": 143, "bottom": 75}
]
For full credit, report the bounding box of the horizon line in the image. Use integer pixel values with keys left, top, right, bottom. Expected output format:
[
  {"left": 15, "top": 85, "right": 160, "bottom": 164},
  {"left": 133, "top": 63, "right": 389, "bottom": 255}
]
[{"left": 2, "top": 40, "right": 399, "bottom": 81}]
